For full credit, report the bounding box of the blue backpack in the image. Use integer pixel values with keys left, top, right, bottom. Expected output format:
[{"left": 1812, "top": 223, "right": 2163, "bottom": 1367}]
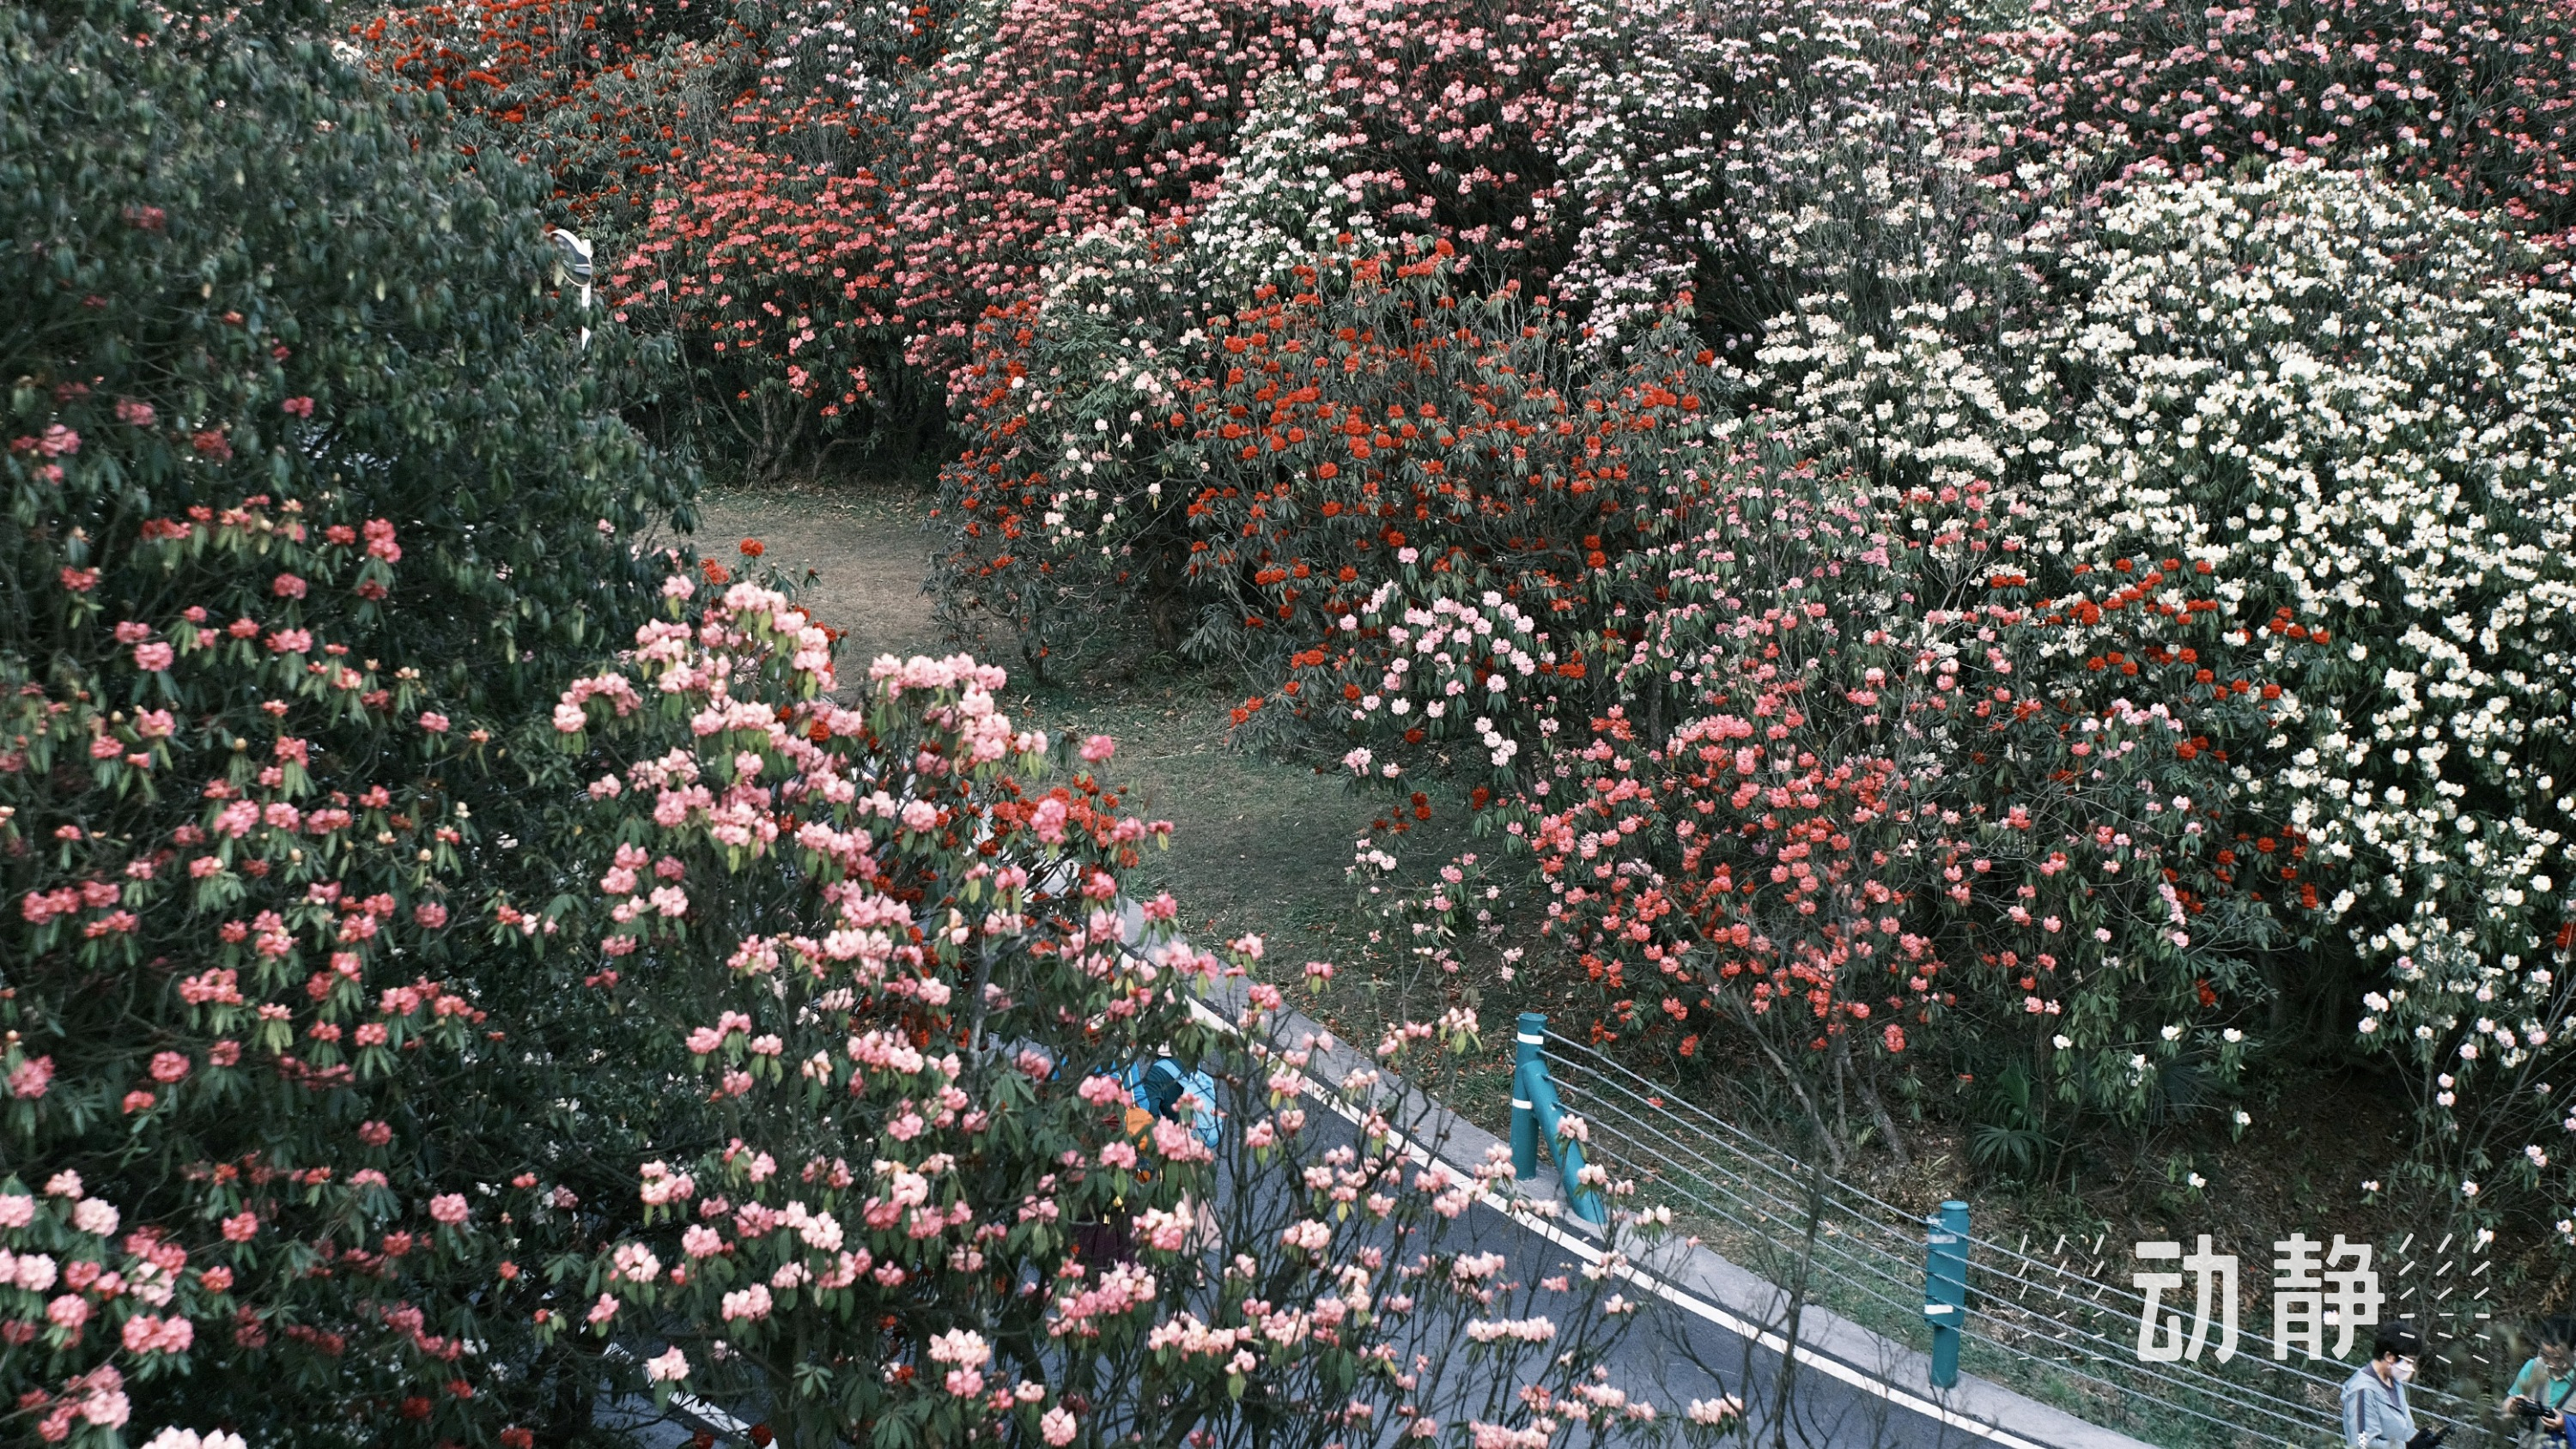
[{"left": 1122, "top": 1056, "right": 1220, "bottom": 1150}]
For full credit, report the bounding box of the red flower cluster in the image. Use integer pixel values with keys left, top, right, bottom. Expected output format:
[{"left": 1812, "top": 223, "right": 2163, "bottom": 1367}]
[
  {"left": 609, "top": 133, "right": 898, "bottom": 448},
  {"left": 357, "top": 0, "right": 756, "bottom": 231},
  {"left": 1361, "top": 428, "right": 2324, "bottom": 1121}
]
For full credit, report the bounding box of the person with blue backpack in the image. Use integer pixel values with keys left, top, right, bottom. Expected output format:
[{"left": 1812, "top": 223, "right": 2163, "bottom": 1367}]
[
  {"left": 1122, "top": 1051, "right": 1220, "bottom": 1152},
  {"left": 1072, "top": 1050, "right": 1221, "bottom": 1267}
]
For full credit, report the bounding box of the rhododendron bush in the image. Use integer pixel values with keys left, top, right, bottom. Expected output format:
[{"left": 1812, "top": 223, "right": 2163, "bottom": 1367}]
[
  {"left": 483, "top": 0, "right": 1586, "bottom": 471},
  {"left": 1966, "top": 0, "right": 2576, "bottom": 252},
  {"left": 359, "top": 0, "right": 758, "bottom": 235},
  {"left": 1, "top": 0, "right": 693, "bottom": 1438},
  {"left": 1551, "top": 0, "right": 1994, "bottom": 360},
  {"left": 363, "top": 0, "right": 969, "bottom": 468},
  {"left": 544, "top": 574, "right": 1692, "bottom": 1446},
  {"left": 938, "top": 243, "right": 1729, "bottom": 690},
  {"left": 1371, "top": 459, "right": 2319, "bottom": 1147},
  {"left": 1, "top": 492, "right": 546, "bottom": 1446},
  {"left": 892, "top": 0, "right": 1571, "bottom": 393},
  {"left": 1753, "top": 161, "right": 2576, "bottom": 1222},
  {"left": 609, "top": 133, "right": 908, "bottom": 470}
]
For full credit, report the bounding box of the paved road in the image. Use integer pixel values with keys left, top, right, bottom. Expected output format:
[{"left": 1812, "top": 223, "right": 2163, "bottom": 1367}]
[
  {"left": 1297, "top": 1101, "right": 2014, "bottom": 1449},
  {"left": 594, "top": 1105, "right": 2026, "bottom": 1449}
]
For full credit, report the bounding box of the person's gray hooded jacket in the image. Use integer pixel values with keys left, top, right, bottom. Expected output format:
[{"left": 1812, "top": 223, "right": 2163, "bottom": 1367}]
[{"left": 2342, "top": 1363, "right": 2415, "bottom": 1449}]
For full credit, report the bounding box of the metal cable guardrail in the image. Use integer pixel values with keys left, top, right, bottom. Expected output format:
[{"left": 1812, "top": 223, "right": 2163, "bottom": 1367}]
[{"left": 1503, "top": 1019, "right": 2488, "bottom": 1449}]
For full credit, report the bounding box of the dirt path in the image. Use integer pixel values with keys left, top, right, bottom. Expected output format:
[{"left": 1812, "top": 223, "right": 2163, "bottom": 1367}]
[{"left": 697, "top": 489, "right": 948, "bottom": 665}]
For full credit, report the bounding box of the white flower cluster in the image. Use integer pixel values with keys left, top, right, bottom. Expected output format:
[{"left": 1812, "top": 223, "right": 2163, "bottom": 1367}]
[
  {"left": 1761, "top": 158, "right": 2576, "bottom": 1203},
  {"left": 756, "top": 0, "right": 948, "bottom": 123},
  {"left": 1553, "top": 0, "right": 1989, "bottom": 358},
  {"left": 1348, "top": 584, "right": 1558, "bottom": 762},
  {"left": 1018, "top": 214, "right": 1198, "bottom": 567},
  {"left": 1191, "top": 71, "right": 1393, "bottom": 302}
]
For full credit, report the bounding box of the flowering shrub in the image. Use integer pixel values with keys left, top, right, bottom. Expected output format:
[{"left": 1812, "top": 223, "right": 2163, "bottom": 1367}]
[
  {"left": 901, "top": 0, "right": 2576, "bottom": 1243},
  {"left": 1965, "top": 0, "right": 2576, "bottom": 252},
  {"left": 893, "top": 0, "right": 1572, "bottom": 392},
  {"left": 1192, "top": 73, "right": 1400, "bottom": 302},
  {"left": 939, "top": 242, "right": 1733, "bottom": 711},
  {"left": 3, "top": 1182, "right": 232, "bottom": 1446},
  {"left": 0, "top": 483, "right": 582, "bottom": 1444},
  {"left": 889, "top": 0, "right": 1303, "bottom": 387},
  {"left": 1551, "top": 0, "right": 1994, "bottom": 358},
  {"left": 1182, "top": 252, "right": 1719, "bottom": 750},
  {"left": 547, "top": 573, "right": 1701, "bottom": 1445},
  {"left": 931, "top": 213, "right": 1206, "bottom": 670},
  {"left": 944, "top": 219, "right": 2324, "bottom": 1150},
  {"left": 356, "top": 0, "right": 755, "bottom": 234},
  {"left": 609, "top": 129, "right": 905, "bottom": 469},
  {"left": 2017, "top": 167, "right": 2576, "bottom": 1226},
  {"left": 752, "top": 0, "right": 962, "bottom": 126},
  {"left": 1356, "top": 443, "right": 2311, "bottom": 1137},
  {"left": 1, "top": 0, "right": 690, "bottom": 1437},
  {"left": 1755, "top": 160, "right": 2576, "bottom": 1218},
  {"left": 1193, "top": 0, "right": 1573, "bottom": 279},
  {"left": 363, "top": 0, "right": 969, "bottom": 469}
]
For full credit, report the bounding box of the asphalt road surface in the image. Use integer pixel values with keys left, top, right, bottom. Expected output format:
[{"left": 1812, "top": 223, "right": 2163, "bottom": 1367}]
[{"left": 1296, "top": 1100, "right": 2019, "bottom": 1449}]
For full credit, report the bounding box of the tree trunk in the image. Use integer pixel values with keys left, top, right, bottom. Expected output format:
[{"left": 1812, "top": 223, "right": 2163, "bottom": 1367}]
[
  {"left": 1856, "top": 1054, "right": 1911, "bottom": 1172},
  {"left": 1747, "top": 1028, "right": 1845, "bottom": 1172},
  {"left": 1771, "top": 1154, "right": 1828, "bottom": 1449}
]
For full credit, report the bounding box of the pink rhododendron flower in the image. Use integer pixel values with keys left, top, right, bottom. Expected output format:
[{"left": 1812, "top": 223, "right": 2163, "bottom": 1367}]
[
  {"left": 121, "top": 1314, "right": 194, "bottom": 1355},
  {"left": 14, "top": 1252, "right": 58, "bottom": 1291},
  {"left": 8, "top": 1056, "right": 54, "bottom": 1099}
]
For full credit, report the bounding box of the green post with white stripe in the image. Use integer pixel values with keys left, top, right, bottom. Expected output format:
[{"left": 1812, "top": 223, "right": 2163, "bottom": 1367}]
[{"left": 1925, "top": 1199, "right": 1970, "bottom": 1389}]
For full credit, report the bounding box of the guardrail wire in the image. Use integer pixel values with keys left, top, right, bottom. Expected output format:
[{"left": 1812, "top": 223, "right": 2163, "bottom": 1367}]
[{"left": 1532, "top": 1035, "right": 2485, "bottom": 1449}]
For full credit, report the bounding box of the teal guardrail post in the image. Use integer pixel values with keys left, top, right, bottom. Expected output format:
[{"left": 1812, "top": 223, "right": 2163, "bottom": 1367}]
[
  {"left": 1509, "top": 1012, "right": 1607, "bottom": 1228},
  {"left": 1924, "top": 1199, "right": 1970, "bottom": 1389},
  {"left": 1512, "top": 1011, "right": 1546, "bottom": 1181}
]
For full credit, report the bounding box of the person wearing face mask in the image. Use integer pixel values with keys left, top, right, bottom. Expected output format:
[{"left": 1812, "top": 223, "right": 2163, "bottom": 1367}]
[{"left": 2343, "top": 1324, "right": 2449, "bottom": 1449}]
